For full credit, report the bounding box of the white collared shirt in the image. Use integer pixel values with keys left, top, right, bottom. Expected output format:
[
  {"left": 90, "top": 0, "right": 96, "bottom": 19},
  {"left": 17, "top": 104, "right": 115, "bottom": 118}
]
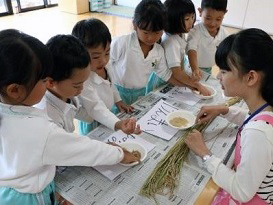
[
  {"left": 186, "top": 23, "right": 229, "bottom": 68},
  {"left": 35, "top": 91, "right": 93, "bottom": 133},
  {"left": 79, "top": 74, "right": 120, "bottom": 130},
  {"left": 205, "top": 107, "right": 273, "bottom": 203},
  {"left": 0, "top": 102, "right": 123, "bottom": 193},
  {"left": 36, "top": 87, "right": 119, "bottom": 132},
  {"left": 161, "top": 33, "right": 187, "bottom": 69},
  {"left": 89, "top": 71, "right": 121, "bottom": 110},
  {"left": 109, "top": 31, "right": 172, "bottom": 89}
]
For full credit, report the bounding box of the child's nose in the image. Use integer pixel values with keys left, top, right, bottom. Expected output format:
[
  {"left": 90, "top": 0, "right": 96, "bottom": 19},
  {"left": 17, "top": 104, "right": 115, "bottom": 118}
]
[
  {"left": 216, "top": 71, "right": 221, "bottom": 80},
  {"left": 101, "top": 57, "right": 108, "bottom": 65},
  {"left": 211, "top": 20, "right": 217, "bottom": 27},
  {"left": 78, "top": 85, "right": 84, "bottom": 92},
  {"left": 149, "top": 35, "right": 158, "bottom": 42}
]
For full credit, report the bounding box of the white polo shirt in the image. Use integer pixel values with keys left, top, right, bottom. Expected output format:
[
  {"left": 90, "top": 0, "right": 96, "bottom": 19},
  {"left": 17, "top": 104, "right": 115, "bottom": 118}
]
[
  {"left": 80, "top": 74, "right": 120, "bottom": 130},
  {"left": 36, "top": 86, "right": 119, "bottom": 133},
  {"left": 88, "top": 70, "right": 121, "bottom": 110},
  {"left": 109, "top": 31, "right": 172, "bottom": 89},
  {"left": 206, "top": 107, "right": 273, "bottom": 203},
  {"left": 0, "top": 102, "right": 123, "bottom": 193},
  {"left": 161, "top": 32, "right": 187, "bottom": 69},
  {"left": 186, "top": 22, "right": 229, "bottom": 68},
  {"left": 36, "top": 91, "right": 93, "bottom": 133}
]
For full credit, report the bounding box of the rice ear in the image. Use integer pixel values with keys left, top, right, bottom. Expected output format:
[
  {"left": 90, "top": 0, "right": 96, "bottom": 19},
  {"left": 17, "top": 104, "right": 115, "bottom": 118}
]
[{"left": 139, "top": 97, "right": 241, "bottom": 202}]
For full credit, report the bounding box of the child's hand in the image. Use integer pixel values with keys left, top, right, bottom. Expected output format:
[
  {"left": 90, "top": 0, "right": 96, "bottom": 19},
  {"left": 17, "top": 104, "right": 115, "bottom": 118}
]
[
  {"left": 195, "top": 105, "right": 229, "bottom": 124},
  {"left": 191, "top": 69, "right": 202, "bottom": 81},
  {"left": 107, "top": 143, "right": 140, "bottom": 164},
  {"left": 116, "top": 101, "right": 134, "bottom": 113},
  {"left": 184, "top": 129, "right": 210, "bottom": 157},
  {"left": 120, "top": 148, "right": 141, "bottom": 164},
  {"left": 196, "top": 84, "right": 211, "bottom": 96},
  {"left": 115, "top": 118, "right": 141, "bottom": 135}
]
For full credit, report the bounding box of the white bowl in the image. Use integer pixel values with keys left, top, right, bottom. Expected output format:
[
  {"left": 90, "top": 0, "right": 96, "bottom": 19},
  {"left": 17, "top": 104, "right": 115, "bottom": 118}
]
[
  {"left": 119, "top": 142, "right": 147, "bottom": 167},
  {"left": 166, "top": 110, "right": 195, "bottom": 130},
  {"left": 192, "top": 84, "right": 217, "bottom": 99}
]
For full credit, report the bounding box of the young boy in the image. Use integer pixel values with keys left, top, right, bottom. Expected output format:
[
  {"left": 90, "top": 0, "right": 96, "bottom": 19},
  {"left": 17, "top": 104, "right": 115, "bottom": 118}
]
[
  {"left": 36, "top": 34, "right": 140, "bottom": 135},
  {"left": 72, "top": 18, "right": 134, "bottom": 135},
  {"left": 186, "top": 0, "right": 229, "bottom": 79}
]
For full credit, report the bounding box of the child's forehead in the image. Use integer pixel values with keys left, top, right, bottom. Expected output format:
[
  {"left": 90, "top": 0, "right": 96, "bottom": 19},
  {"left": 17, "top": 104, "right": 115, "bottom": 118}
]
[
  {"left": 88, "top": 43, "right": 110, "bottom": 52},
  {"left": 201, "top": 8, "right": 226, "bottom": 17},
  {"left": 136, "top": 21, "right": 164, "bottom": 32},
  {"left": 137, "top": 25, "right": 163, "bottom": 33},
  {"left": 184, "top": 12, "right": 195, "bottom": 17},
  {"left": 70, "top": 65, "right": 90, "bottom": 79},
  {"left": 139, "top": 28, "right": 163, "bottom": 32}
]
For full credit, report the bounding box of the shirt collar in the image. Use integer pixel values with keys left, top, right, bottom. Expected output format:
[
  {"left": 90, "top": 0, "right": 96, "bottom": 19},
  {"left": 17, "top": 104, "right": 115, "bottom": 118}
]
[
  {"left": 45, "top": 91, "right": 79, "bottom": 113},
  {"left": 130, "top": 31, "right": 159, "bottom": 59},
  {"left": 199, "top": 23, "right": 223, "bottom": 39},
  {"left": 90, "top": 71, "right": 110, "bottom": 85},
  {"left": 0, "top": 101, "right": 49, "bottom": 119}
]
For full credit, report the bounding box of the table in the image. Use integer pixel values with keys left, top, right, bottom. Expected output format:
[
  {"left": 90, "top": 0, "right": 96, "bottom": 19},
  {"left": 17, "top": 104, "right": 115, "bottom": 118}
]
[{"left": 55, "top": 73, "right": 241, "bottom": 205}]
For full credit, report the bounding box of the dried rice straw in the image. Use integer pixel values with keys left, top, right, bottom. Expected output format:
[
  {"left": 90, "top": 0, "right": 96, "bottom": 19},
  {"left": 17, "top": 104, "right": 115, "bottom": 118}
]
[{"left": 139, "top": 97, "right": 241, "bottom": 203}]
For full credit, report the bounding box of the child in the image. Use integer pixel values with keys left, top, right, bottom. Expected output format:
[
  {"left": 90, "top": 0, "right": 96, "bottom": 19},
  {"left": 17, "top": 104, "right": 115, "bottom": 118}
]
[
  {"left": 109, "top": 0, "right": 195, "bottom": 105},
  {"left": 36, "top": 34, "right": 140, "bottom": 135},
  {"left": 161, "top": 0, "right": 210, "bottom": 95},
  {"left": 185, "top": 28, "right": 273, "bottom": 204},
  {"left": 72, "top": 18, "right": 134, "bottom": 136},
  {"left": 186, "top": 0, "right": 229, "bottom": 79},
  {"left": 0, "top": 29, "right": 139, "bottom": 204}
]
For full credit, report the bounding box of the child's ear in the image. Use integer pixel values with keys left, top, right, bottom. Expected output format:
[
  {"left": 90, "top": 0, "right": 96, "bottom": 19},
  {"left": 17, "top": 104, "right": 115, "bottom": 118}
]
[
  {"left": 224, "top": 9, "right": 228, "bottom": 14},
  {"left": 6, "top": 84, "right": 26, "bottom": 101},
  {"left": 46, "top": 77, "right": 55, "bottom": 88},
  {"left": 246, "top": 70, "right": 259, "bottom": 86},
  {"left": 198, "top": 8, "right": 202, "bottom": 17}
]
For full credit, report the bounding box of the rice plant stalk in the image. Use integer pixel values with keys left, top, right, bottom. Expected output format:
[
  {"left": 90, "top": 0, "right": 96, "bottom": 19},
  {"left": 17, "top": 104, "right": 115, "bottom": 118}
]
[{"left": 139, "top": 97, "right": 241, "bottom": 202}]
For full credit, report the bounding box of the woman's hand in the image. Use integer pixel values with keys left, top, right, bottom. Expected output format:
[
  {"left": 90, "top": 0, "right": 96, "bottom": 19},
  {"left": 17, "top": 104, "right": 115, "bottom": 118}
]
[
  {"left": 115, "top": 118, "right": 141, "bottom": 135},
  {"left": 196, "top": 105, "right": 229, "bottom": 124},
  {"left": 116, "top": 101, "right": 134, "bottom": 113},
  {"left": 184, "top": 129, "right": 210, "bottom": 157}
]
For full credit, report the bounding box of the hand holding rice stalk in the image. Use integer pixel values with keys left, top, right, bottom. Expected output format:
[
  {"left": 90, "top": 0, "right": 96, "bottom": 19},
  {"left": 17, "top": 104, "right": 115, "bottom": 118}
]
[{"left": 139, "top": 97, "right": 241, "bottom": 203}]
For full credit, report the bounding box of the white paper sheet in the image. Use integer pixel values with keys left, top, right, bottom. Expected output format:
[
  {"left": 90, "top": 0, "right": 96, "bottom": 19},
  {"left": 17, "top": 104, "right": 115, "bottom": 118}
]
[
  {"left": 137, "top": 99, "right": 180, "bottom": 140},
  {"left": 164, "top": 86, "right": 200, "bottom": 106},
  {"left": 93, "top": 130, "right": 155, "bottom": 180}
]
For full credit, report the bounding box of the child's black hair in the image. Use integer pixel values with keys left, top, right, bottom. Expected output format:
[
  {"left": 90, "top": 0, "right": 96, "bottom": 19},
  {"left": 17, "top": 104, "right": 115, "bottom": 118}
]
[
  {"left": 133, "top": 0, "right": 167, "bottom": 31},
  {"left": 0, "top": 29, "right": 53, "bottom": 96},
  {"left": 201, "top": 0, "right": 227, "bottom": 11},
  {"left": 72, "top": 18, "right": 111, "bottom": 49},
  {"left": 46, "top": 35, "right": 90, "bottom": 82},
  {"left": 216, "top": 28, "right": 273, "bottom": 106},
  {"left": 164, "top": 0, "right": 196, "bottom": 34}
]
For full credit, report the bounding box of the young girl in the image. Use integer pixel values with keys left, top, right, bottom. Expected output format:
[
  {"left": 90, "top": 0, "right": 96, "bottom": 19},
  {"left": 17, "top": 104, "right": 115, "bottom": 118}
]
[
  {"left": 0, "top": 29, "right": 139, "bottom": 204},
  {"left": 185, "top": 28, "right": 273, "bottom": 204},
  {"left": 72, "top": 18, "right": 134, "bottom": 136},
  {"left": 161, "top": 0, "right": 210, "bottom": 95},
  {"left": 109, "top": 0, "right": 206, "bottom": 105}
]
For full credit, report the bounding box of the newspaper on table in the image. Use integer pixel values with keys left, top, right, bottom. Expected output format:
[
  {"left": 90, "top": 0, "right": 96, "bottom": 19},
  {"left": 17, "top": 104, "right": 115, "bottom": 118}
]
[{"left": 55, "top": 75, "right": 240, "bottom": 205}]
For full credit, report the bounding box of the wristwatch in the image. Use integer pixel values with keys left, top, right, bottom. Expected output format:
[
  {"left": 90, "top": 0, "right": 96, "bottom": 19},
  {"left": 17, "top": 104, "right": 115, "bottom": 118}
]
[{"left": 202, "top": 154, "right": 212, "bottom": 162}]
